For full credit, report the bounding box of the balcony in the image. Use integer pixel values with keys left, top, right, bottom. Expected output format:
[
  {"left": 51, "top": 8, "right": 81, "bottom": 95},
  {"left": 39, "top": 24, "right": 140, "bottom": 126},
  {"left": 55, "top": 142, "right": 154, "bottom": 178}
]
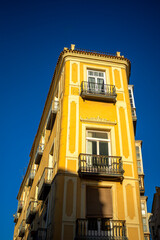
[
  {"left": 26, "top": 200, "right": 38, "bottom": 224},
  {"left": 17, "top": 200, "right": 24, "bottom": 213},
  {"left": 46, "top": 99, "right": 59, "bottom": 130},
  {"left": 38, "top": 167, "right": 53, "bottom": 200},
  {"left": 139, "top": 175, "right": 145, "bottom": 194},
  {"left": 13, "top": 212, "right": 19, "bottom": 223},
  {"left": 31, "top": 228, "right": 47, "bottom": 239},
  {"left": 78, "top": 154, "right": 124, "bottom": 181},
  {"left": 75, "top": 218, "right": 128, "bottom": 240},
  {"left": 18, "top": 219, "right": 25, "bottom": 237},
  {"left": 35, "top": 143, "right": 44, "bottom": 164},
  {"left": 28, "top": 169, "right": 36, "bottom": 186},
  {"left": 81, "top": 81, "right": 117, "bottom": 103},
  {"left": 131, "top": 107, "right": 137, "bottom": 133}
]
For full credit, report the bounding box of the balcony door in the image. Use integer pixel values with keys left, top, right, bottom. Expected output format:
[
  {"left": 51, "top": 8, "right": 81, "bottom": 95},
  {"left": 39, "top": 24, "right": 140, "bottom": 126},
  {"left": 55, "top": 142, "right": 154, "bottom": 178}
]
[
  {"left": 87, "top": 70, "right": 105, "bottom": 93},
  {"left": 86, "top": 130, "right": 111, "bottom": 167},
  {"left": 86, "top": 186, "right": 113, "bottom": 235}
]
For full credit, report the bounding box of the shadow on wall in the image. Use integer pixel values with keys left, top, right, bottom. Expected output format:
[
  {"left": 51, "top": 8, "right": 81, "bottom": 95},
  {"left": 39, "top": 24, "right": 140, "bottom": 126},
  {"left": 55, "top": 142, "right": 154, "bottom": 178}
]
[{"left": 26, "top": 168, "right": 114, "bottom": 240}]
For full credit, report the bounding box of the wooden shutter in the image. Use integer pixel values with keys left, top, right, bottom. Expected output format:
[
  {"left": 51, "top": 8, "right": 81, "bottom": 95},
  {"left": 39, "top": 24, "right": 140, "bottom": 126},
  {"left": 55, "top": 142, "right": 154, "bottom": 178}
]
[{"left": 86, "top": 187, "right": 113, "bottom": 218}]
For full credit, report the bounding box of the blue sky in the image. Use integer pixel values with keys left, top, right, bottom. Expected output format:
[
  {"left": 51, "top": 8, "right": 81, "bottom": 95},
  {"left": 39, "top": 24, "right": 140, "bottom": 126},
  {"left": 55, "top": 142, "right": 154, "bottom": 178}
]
[{"left": 1, "top": 0, "right": 160, "bottom": 239}]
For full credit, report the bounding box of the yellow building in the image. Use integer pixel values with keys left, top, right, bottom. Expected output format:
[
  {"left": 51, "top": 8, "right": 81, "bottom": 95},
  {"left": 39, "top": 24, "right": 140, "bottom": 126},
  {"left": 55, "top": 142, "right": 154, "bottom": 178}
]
[{"left": 13, "top": 44, "right": 150, "bottom": 240}]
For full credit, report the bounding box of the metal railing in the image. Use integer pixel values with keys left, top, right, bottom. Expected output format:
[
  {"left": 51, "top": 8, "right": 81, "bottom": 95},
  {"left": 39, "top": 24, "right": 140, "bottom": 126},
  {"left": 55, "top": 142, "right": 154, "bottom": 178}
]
[
  {"left": 35, "top": 143, "right": 44, "bottom": 164},
  {"left": 28, "top": 169, "right": 36, "bottom": 184},
  {"left": 13, "top": 212, "right": 19, "bottom": 223},
  {"left": 38, "top": 167, "right": 53, "bottom": 197},
  {"left": 26, "top": 200, "right": 38, "bottom": 221},
  {"left": 36, "top": 143, "right": 44, "bottom": 153},
  {"left": 36, "top": 228, "right": 47, "bottom": 239},
  {"left": 79, "top": 154, "right": 124, "bottom": 176},
  {"left": 81, "top": 81, "right": 116, "bottom": 97},
  {"left": 46, "top": 99, "right": 59, "bottom": 130},
  {"left": 139, "top": 175, "right": 145, "bottom": 192},
  {"left": 19, "top": 219, "right": 25, "bottom": 237},
  {"left": 17, "top": 200, "right": 24, "bottom": 213},
  {"left": 131, "top": 108, "right": 136, "bottom": 118},
  {"left": 51, "top": 99, "right": 59, "bottom": 113},
  {"left": 75, "top": 219, "right": 128, "bottom": 239}
]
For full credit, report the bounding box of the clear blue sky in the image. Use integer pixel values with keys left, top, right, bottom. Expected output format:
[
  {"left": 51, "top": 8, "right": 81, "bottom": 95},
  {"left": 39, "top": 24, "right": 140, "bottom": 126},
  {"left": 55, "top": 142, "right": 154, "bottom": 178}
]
[{"left": 1, "top": 0, "right": 160, "bottom": 239}]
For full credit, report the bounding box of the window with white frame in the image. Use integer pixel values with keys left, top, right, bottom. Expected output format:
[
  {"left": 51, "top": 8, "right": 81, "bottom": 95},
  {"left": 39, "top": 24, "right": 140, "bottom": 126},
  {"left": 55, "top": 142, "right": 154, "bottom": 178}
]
[
  {"left": 87, "top": 70, "right": 106, "bottom": 93},
  {"left": 136, "top": 145, "right": 143, "bottom": 174},
  {"left": 86, "top": 130, "right": 111, "bottom": 156},
  {"left": 128, "top": 85, "right": 136, "bottom": 117},
  {"left": 141, "top": 201, "right": 148, "bottom": 233}
]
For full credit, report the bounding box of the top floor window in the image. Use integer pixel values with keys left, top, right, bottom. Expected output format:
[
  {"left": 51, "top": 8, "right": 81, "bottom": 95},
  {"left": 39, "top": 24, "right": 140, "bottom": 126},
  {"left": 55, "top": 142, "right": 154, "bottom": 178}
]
[
  {"left": 128, "top": 85, "right": 136, "bottom": 117},
  {"left": 81, "top": 69, "right": 116, "bottom": 102},
  {"left": 87, "top": 70, "right": 105, "bottom": 93}
]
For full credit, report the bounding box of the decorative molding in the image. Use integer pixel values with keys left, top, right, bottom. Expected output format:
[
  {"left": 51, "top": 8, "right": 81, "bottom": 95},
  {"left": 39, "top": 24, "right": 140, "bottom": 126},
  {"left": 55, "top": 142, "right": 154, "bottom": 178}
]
[{"left": 80, "top": 116, "right": 117, "bottom": 125}]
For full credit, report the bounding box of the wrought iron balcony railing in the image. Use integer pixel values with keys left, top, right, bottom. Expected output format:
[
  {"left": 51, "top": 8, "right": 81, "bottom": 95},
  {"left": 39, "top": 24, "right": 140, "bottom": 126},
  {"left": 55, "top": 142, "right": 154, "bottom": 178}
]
[
  {"left": 13, "top": 212, "right": 19, "bottom": 223},
  {"left": 131, "top": 107, "right": 137, "bottom": 121},
  {"left": 75, "top": 218, "right": 128, "bottom": 240},
  {"left": 19, "top": 219, "right": 25, "bottom": 237},
  {"left": 28, "top": 169, "right": 36, "bottom": 186},
  {"left": 38, "top": 167, "right": 53, "bottom": 200},
  {"left": 35, "top": 143, "right": 44, "bottom": 164},
  {"left": 17, "top": 200, "right": 24, "bottom": 213},
  {"left": 139, "top": 175, "right": 145, "bottom": 194},
  {"left": 46, "top": 99, "right": 59, "bottom": 130},
  {"left": 81, "top": 81, "right": 117, "bottom": 102},
  {"left": 26, "top": 200, "right": 38, "bottom": 224},
  {"left": 30, "top": 228, "right": 47, "bottom": 239},
  {"left": 79, "top": 154, "right": 124, "bottom": 180}
]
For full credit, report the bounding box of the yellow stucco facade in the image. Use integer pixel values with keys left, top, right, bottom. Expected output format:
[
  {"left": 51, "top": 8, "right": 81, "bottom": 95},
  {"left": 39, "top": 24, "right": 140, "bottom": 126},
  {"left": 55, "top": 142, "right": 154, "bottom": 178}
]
[{"left": 13, "top": 45, "right": 150, "bottom": 240}]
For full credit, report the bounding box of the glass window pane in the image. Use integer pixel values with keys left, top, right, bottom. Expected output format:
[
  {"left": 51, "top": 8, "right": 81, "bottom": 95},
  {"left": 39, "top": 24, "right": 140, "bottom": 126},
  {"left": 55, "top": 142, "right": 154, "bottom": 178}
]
[
  {"left": 94, "top": 71, "right": 98, "bottom": 76},
  {"left": 97, "top": 78, "right": 104, "bottom": 92},
  {"left": 136, "top": 146, "right": 140, "bottom": 153},
  {"left": 88, "top": 71, "right": 93, "bottom": 76},
  {"left": 137, "top": 161, "right": 141, "bottom": 167},
  {"left": 142, "top": 209, "right": 146, "bottom": 216},
  {"left": 143, "top": 224, "right": 147, "bottom": 232},
  {"left": 143, "top": 218, "right": 147, "bottom": 224},
  {"left": 99, "top": 142, "right": 109, "bottom": 156},
  {"left": 136, "top": 153, "right": 140, "bottom": 159},
  {"left": 87, "top": 141, "right": 97, "bottom": 155},
  {"left": 88, "top": 77, "right": 95, "bottom": 92},
  {"left": 88, "top": 77, "right": 95, "bottom": 83},
  {"left": 88, "top": 131, "right": 108, "bottom": 139},
  {"left": 138, "top": 168, "right": 142, "bottom": 174},
  {"left": 99, "top": 72, "right": 104, "bottom": 77},
  {"left": 141, "top": 203, "right": 145, "bottom": 210}
]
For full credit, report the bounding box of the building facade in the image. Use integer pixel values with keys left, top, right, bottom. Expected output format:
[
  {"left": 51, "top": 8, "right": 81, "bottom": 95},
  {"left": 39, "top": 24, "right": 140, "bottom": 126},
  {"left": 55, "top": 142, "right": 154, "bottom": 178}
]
[
  {"left": 149, "top": 187, "right": 160, "bottom": 240},
  {"left": 13, "top": 45, "right": 150, "bottom": 240}
]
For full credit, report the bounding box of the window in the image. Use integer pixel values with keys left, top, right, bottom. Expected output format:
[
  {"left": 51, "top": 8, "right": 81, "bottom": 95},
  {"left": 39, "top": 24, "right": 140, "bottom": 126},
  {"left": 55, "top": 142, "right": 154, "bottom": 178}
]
[
  {"left": 86, "top": 186, "right": 113, "bottom": 218},
  {"left": 86, "top": 130, "right": 110, "bottom": 156},
  {"left": 141, "top": 201, "right": 148, "bottom": 233},
  {"left": 86, "top": 130, "right": 111, "bottom": 168},
  {"left": 87, "top": 70, "right": 105, "bottom": 93},
  {"left": 128, "top": 85, "right": 136, "bottom": 117},
  {"left": 136, "top": 145, "right": 143, "bottom": 174}
]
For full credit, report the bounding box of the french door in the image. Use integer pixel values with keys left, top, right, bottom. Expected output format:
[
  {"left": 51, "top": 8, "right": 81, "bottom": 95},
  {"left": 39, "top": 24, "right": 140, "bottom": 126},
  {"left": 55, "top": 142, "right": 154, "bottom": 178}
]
[{"left": 86, "top": 130, "right": 111, "bottom": 167}]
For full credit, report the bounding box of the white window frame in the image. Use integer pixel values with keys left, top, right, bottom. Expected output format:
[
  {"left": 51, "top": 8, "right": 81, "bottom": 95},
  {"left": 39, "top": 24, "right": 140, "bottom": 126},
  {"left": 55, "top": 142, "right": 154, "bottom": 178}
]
[
  {"left": 87, "top": 70, "right": 106, "bottom": 93},
  {"left": 135, "top": 142, "right": 144, "bottom": 175},
  {"left": 128, "top": 85, "right": 136, "bottom": 109},
  {"left": 141, "top": 200, "right": 149, "bottom": 233},
  {"left": 86, "top": 130, "right": 111, "bottom": 156}
]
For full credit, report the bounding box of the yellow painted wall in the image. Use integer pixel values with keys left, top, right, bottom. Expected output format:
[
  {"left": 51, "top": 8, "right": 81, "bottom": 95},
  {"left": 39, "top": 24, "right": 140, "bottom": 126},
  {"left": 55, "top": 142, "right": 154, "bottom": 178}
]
[{"left": 13, "top": 51, "right": 145, "bottom": 240}]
